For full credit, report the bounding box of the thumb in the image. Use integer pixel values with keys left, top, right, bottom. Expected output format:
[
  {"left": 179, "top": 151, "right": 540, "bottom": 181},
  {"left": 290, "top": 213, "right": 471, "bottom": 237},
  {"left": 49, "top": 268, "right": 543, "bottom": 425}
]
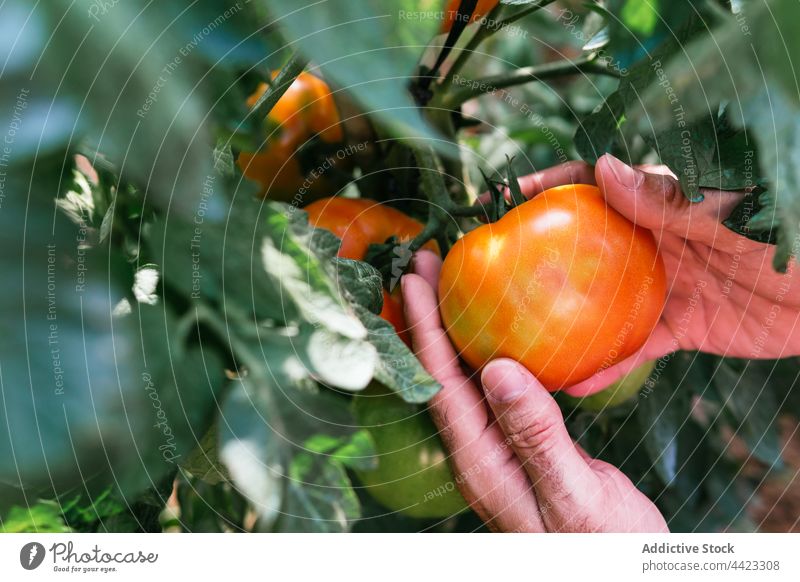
[
  {"left": 481, "top": 359, "right": 600, "bottom": 529},
  {"left": 595, "top": 153, "right": 747, "bottom": 248}
]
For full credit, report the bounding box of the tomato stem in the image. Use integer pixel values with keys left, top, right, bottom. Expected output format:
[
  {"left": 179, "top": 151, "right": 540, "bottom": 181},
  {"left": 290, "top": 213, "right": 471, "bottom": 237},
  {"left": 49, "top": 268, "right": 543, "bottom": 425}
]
[{"left": 247, "top": 52, "right": 309, "bottom": 123}]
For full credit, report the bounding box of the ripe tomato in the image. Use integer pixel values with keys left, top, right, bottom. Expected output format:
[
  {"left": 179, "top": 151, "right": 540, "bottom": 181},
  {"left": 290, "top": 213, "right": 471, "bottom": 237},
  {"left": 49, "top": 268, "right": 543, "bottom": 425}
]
[
  {"left": 442, "top": 0, "right": 499, "bottom": 33},
  {"left": 305, "top": 197, "right": 439, "bottom": 344},
  {"left": 439, "top": 184, "right": 666, "bottom": 391},
  {"left": 237, "top": 71, "right": 345, "bottom": 201},
  {"left": 354, "top": 386, "right": 467, "bottom": 519},
  {"left": 249, "top": 71, "right": 343, "bottom": 145}
]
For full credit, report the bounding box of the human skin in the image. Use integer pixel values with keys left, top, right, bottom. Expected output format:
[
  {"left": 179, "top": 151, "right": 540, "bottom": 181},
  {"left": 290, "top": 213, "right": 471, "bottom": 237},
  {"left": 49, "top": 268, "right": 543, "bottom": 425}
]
[{"left": 400, "top": 154, "right": 799, "bottom": 531}]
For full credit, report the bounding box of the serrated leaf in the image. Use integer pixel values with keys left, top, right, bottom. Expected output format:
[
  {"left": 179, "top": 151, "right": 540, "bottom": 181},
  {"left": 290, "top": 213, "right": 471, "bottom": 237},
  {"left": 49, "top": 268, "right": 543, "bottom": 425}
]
[
  {"left": 262, "top": 205, "right": 367, "bottom": 340},
  {"left": 213, "top": 140, "right": 236, "bottom": 177},
  {"left": 642, "top": 108, "right": 762, "bottom": 201},
  {"left": 353, "top": 304, "right": 441, "bottom": 404},
  {"left": 335, "top": 258, "right": 385, "bottom": 315}
]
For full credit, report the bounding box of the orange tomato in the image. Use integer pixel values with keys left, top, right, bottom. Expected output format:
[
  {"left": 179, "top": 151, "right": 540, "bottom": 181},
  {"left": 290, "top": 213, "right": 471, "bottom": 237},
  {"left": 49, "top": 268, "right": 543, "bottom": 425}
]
[
  {"left": 439, "top": 184, "right": 666, "bottom": 391},
  {"left": 442, "top": 0, "right": 499, "bottom": 33},
  {"left": 238, "top": 71, "right": 344, "bottom": 201},
  {"left": 305, "top": 197, "right": 439, "bottom": 343}
]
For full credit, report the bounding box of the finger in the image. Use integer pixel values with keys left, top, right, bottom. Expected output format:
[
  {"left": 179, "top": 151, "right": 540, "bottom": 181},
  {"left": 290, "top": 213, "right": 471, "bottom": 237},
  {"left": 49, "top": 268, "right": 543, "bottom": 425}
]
[
  {"left": 563, "top": 324, "right": 675, "bottom": 397},
  {"left": 401, "top": 274, "right": 488, "bottom": 441},
  {"left": 481, "top": 359, "right": 601, "bottom": 531},
  {"left": 402, "top": 274, "right": 546, "bottom": 531},
  {"left": 595, "top": 154, "right": 757, "bottom": 250},
  {"left": 476, "top": 160, "right": 596, "bottom": 206},
  {"left": 411, "top": 249, "right": 442, "bottom": 289}
]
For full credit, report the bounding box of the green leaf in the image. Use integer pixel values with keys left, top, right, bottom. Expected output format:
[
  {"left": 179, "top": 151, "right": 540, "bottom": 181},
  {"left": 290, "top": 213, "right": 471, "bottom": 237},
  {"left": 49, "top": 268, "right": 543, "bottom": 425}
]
[
  {"left": 0, "top": 170, "right": 138, "bottom": 504},
  {"left": 295, "top": 325, "right": 376, "bottom": 392},
  {"left": 280, "top": 451, "right": 361, "bottom": 532},
  {"left": 632, "top": 0, "right": 800, "bottom": 132},
  {"left": 180, "top": 423, "right": 230, "bottom": 486},
  {"left": 604, "top": 0, "right": 697, "bottom": 70},
  {"left": 335, "top": 258, "right": 385, "bottom": 315},
  {"left": 262, "top": 204, "right": 368, "bottom": 340},
  {"left": 575, "top": 17, "right": 703, "bottom": 166},
  {"left": 739, "top": 88, "right": 800, "bottom": 272},
  {"left": 636, "top": 357, "right": 692, "bottom": 484},
  {"left": 642, "top": 107, "right": 763, "bottom": 201},
  {"left": 712, "top": 360, "right": 783, "bottom": 468},
  {"left": 151, "top": 195, "right": 286, "bottom": 322},
  {"left": 353, "top": 304, "right": 441, "bottom": 404},
  {"left": 723, "top": 192, "right": 777, "bottom": 245},
  {"left": 1, "top": 502, "right": 71, "bottom": 533},
  {"left": 36, "top": 1, "right": 219, "bottom": 217},
  {"left": 219, "top": 371, "right": 369, "bottom": 532},
  {"left": 219, "top": 378, "right": 285, "bottom": 528}
]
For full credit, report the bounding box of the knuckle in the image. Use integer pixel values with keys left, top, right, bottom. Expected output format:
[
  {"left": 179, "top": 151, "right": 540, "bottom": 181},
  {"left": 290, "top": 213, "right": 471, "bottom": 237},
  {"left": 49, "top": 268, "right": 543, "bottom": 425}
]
[{"left": 656, "top": 174, "right": 683, "bottom": 207}]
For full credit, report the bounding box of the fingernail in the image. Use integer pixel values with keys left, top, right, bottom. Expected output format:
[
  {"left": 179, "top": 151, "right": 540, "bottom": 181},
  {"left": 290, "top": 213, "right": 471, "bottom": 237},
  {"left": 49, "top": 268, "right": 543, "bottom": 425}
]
[
  {"left": 482, "top": 360, "right": 529, "bottom": 403},
  {"left": 605, "top": 154, "right": 644, "bottom": 190}
]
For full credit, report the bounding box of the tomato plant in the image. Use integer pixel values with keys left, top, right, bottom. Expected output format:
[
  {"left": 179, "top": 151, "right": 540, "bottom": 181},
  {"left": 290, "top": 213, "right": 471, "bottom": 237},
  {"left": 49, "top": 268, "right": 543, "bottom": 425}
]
[
  {"left": 1, "top": 0, "right": 798, "bottom": 535},
  {"left": 305, "top": 196, "right": 439, "bottom": 343},
  {"left": 439, "top": 184, "right": 665, "bottom": 390}
]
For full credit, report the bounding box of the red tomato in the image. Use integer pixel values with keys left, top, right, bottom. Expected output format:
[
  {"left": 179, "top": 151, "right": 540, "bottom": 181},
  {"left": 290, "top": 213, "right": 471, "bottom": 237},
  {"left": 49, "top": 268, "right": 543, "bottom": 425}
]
[
  {"left": 438, "top": 184, "right": 666, "bottom": 391},
  {"left": 305, "top": 197, "right": 439, "bottom": 343},
  {"left": 442, "top": 0, "right": 499, "bottom": 33}
]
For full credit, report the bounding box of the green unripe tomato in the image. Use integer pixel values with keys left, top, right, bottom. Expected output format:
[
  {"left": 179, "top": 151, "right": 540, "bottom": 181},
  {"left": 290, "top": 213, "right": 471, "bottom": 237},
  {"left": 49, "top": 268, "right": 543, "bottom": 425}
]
[
  {"left": 354, "top": 388, "right": 467, "bottom": 519},
  {"left": 564, "top": 361, "right": 656, "bottom": 411}
]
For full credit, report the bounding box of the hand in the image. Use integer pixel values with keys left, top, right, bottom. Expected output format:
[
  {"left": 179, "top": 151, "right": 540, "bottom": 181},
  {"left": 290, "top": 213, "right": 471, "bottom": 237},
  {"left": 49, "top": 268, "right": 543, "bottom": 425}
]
[
  {"left": 495, "top": 156, "right": 800, "bottom": 396},
  {"left": 401, "top": 251, "right": 669, "bottom": 532}
]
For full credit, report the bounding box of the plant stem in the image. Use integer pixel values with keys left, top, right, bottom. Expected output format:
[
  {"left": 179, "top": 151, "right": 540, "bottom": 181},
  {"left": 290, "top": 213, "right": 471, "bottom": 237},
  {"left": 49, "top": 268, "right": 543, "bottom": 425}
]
[
  {"left": 410, "top": 145, "right": 457, "bottom": 252},
  {"left": 249, "top": 52, "right": 309, "bottom": 121},
  {"left": 443, "top": 3, "right": 503, "bottom": 84},
  {"left": 444, "top": 56, "right": 619, "bottom": 107},
  {"left": 444, "top": 0, "right": 557, "bottom": 84},
  {"left": 496, "top": 0, "right": 558, "bottom": 29}
]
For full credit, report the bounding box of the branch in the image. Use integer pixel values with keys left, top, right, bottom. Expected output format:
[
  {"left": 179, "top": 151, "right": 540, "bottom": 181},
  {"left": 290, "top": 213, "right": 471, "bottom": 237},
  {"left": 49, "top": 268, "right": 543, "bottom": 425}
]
[
  {"left": 445, "top": 56, "right": 620, "bottom": 107},
  {"left": 444, "top": 0, "right": 557, "bottom": 83},
  {"left": 248, "top": 52, "right": 310, "bottom": 121}
]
